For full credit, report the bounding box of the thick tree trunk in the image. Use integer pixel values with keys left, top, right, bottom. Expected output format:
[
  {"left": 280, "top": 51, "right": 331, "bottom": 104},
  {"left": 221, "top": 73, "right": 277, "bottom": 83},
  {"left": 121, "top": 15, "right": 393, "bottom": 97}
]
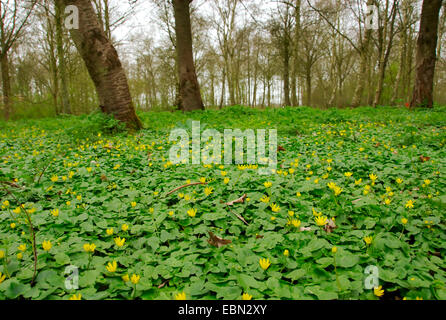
[
  {"left": 63, "top": 0, "right": 142, "bottom": 130},
  {"left": 63, "top": 0, "right": 142, "bottom": 129},
  {"left": 172, "top": 0, "right": 204, "bottom": 111},
  {"left": 55, "top": 0, "right": 71, "bottom": 114},
  {"left": 283, "top": 41, "right": 291, "bottom": 106},
  {"left": 410, "top": 0, "right": 443, "bottom": 108},
  {"left": 1, "top": 51, "right": 11, "bottom": 120}
]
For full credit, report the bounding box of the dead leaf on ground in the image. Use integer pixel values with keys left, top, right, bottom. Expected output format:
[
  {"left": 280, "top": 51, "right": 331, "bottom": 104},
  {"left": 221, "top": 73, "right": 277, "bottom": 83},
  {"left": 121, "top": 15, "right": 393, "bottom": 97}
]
[
  {"left": 324, "top": 219, "right": 337, "bottom": 233},
  {"left": 207, "top": 231, "right": 231, "bottom": 248},
  {"left": 419, "top": 155, "right": 431, "bottom": 162},
  {"left": 300, "top": 227, "right": 312, "bottom": 232}
]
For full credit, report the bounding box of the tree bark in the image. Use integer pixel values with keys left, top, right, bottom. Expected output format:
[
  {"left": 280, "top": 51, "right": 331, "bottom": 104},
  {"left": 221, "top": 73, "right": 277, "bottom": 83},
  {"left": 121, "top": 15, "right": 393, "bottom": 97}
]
[
  {"left": 63, "top": 0, "right": 142, "bottom": 129},
  {"left": 1, "top": 51, "right": 11, "bottom": 120},
  {"left": 172, "top": 0, "right": 204, "bottom": 111},
  {"left": 410, "top": 0, "right": 443, "bottom": 108},
  {"left": 55, "top": 0, "right": 71, "bottom": 114}
]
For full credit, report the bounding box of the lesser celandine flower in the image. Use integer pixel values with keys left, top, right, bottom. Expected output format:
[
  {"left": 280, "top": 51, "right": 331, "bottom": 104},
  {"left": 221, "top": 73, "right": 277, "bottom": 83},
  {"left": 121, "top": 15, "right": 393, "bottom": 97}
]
[
  {"left": 283, "top": 250, "right": 289, "bottom": 257},
  {"left": 13, "top": 207, "right": 21, "bottom": 214},
  {"left": 187, "top": 208, "right": 197, "bottom": 217},
  {"left": 83, "top": 243, "right": 96, "bottom": 253},
  {"left": 42, "top": 240, "right": 52, "bottom": 251},
  {"left": 260, "top": 195, "right": 270, "bottom": 203},
  {"left": 114, "top": 237, "right": 126, "bottom": 247},
  {"left": 10, "top": 223, "right": 16, "bottom": 229},
  {"left": 18, "top": 244, "right": 26, "bottom": 252},
  {"left": 106, "top": 261, "right": 117, "bottom": 273},
  {"left": 374, "top": 285, "right": 384, "bottom": 297},
  {"left": 204, "top": 187, "right": 213, "bottom": 196},
  {"left": 130, "top": 274, "right": 140, "bottom": 285},
  {"left": 264, "top": 181, "right": 272, "bottom": 188},
  {"left": 332, "top": 246, "right": 338, "bottom": 254},
  {"left": 270, "top": 203, "right": 280, "bottom": 213},
  {"left": 175, "top": 292, "right": 186, "bottom": 300},
  {"left": 259, "top": 258, "right": 271, "bottom": 270},
  {"left": 50, "top": 209, "right": 59, "bottom": 217},
  {"left": 315, "top": 216, "right": 328, "bottom": 226},
  {"left": 224, "top": 178, "right": 230, "bottom": 184},
  {"left": 0, "top": 250, "right": 5, "bottom": 259},
  {"left": 106, "top": 228, "right": 114, "bottom": 236},
  {"left": 405, "top": 200, "right": 414, "bottom": 209},
  {"left": 401, "top": 218, "right": 408, "bottom": 225},
  {"left": 122, "top": 274, "right": 130, "bottom": 282},
  {"left": 364, "top": 236, "right": 373, "bottom": 245},
  {"left": 122, "top": 224, "right": 129, "bottom": 231},
  {"left": 69, "top": 293, "right": 82, "bottom": 300},
  {"left": 290, "top": 219, "right": 301, "bottom": 228},
  {"left": 242, "top": 293, "right": 252, "bottom": 300},
  {"left": 131, "top": 202, "right": 136, "bottom": 207},
  {"left": 0, "top": 272, "right": 6, "bottom": 284}
]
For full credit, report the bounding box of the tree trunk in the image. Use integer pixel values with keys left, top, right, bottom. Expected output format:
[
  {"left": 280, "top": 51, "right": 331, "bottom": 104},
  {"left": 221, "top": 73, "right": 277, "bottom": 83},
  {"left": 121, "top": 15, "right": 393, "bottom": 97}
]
[
  {"left": 172, "top": 0, "right": 204, "bottom": 111},
  {"left": 1, "top": 51, "right": 11, "bottom": 120},
  {"left": 410, "top": 0, "right": 443, "bottom": 108},
  {"left": 63, "top": 0, "right": 142, "bottom": 129},
  {"left": 56, "top": 0, "right": 71, "bottom": 114}
]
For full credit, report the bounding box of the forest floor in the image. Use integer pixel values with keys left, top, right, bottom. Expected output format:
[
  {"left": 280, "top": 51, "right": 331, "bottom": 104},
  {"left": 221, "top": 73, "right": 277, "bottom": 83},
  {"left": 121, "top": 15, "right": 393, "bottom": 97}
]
[{"left": 0, "top": 105, "right": 445, "bottom": 300}]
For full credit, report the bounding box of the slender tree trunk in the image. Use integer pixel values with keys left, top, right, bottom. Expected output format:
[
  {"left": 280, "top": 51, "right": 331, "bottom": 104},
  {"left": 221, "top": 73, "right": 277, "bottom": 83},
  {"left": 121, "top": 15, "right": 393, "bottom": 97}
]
[
  {"left": 410, "top": 0, "right": 443, "bottom": 108},
  {"left": 63, "top": 0, "right": 142, "bottom": 129},
  {"left": 56, "top": 0, "right": 71, "bottom": 114},
  {"left": 305, "top": 67, "right": 312, "bottom": 106},
  {"left": 172, "top": 0, "right": 204, "bottom": 111}
]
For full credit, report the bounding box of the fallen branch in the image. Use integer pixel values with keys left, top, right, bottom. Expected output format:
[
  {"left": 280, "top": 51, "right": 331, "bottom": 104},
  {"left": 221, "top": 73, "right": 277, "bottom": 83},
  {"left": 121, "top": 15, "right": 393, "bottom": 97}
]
[
  {"left": 225, "top": 194, "right": 247, "bottom": 206},
  {"left": 165, "top": 182, "right": 207, "bottom": 196}
]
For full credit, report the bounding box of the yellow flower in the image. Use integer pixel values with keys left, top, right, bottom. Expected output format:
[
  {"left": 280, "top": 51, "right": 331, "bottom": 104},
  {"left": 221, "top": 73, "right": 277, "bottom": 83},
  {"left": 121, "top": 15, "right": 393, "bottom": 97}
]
[
  {"left": 221, "top": 171, "right": 227, "bottom": 176},
  {"left": 260, "top": 195, "right": 270, "bottom": 203},
  {"left": 355, "top": 179, "right": 362, "bottom": 185},
  {"left": 315, "top": 216, "right": 328, "bottom": 226},
  {"left": 401, "top": 218, "right": 408, "bottom": 225},
  {"left": 242, "top": 293, "right": 252, "bottom": 300},
  {"left": 223, "top": 177, "right": 230, "bottom": 184},
  {"left": 50, "top": 209, "right": 59, "bottom": 217},
  {"left": 66, "top": 201, "right": 71, "bottom": 206},
  {"left": 332, "top": 246, "right": 337, "bottom": 254},
  {"left": 384, "top": 198, "right": 391, "bottom": 205},
  {"left": 312, "top": 208, "right": 322, "bottom": 217},
  {"left": 2, "top": 200, "right": 9, "bottom": 207},
  {"left": 333, "top": 186, "right": 342, "bottom": 196},
  {"left": 130, "top": 274, "right": 140, "bottom": 285},
  {"left": 204, "top": 187, "right": 213, "bottom": 196},
  {"left": 364, "top": 236, "right": 373, "bottom": 245},
  {"left": 121, "top": 224, "right": 129, "bottom": 231},
  {"left": 270, "top": 203, "right": 280, "bottom": 213},
  {"left": 0, "top": 272, "right": 6, "bottom": 284},
  {"left": 288, "top": 211, "right": 294, "bottom": 217},
  {"left": 51, "top": 175, "right": 58, "bottom": 182},
  {"left": 290, "top": 219, "right": 301, "bottom": 228},
  {"left": 259, "top": 258, "right": 271, "bottom": 270},
  {"left": 17, "top": 252, "right": 23, "bottom": 260},
  {"left": 18, "top": 244, "right": 26, "bottom": 252},
  {"left": 42, "top": 240, "right": 52, "bottom": 251},
  {"left": 10, "top": 223, "right": 16, "bottom": 229},
  {"left": 0, "top": 250, "right": 5, "bottom": 259},
  {"left": 296, "top": 192, "right": 301, "bottom": 197},
  {"left": 175, "top": 292, "right": 186, "bottom": 300},
  {"left": 131, "top": 202, "right": 137, "bottom": 207},
  {"left": 283, "top": 249, "right": 289, "bottom": 257},
  {"left": 405, "top": 200, "right": 414, "bottom": 209},
  {"left": 114, "top": 237, "right": 126, "bottom": 247},
  {"left": 83, "top": 243, "right": 96, "bottom": 253},
  {"left": 149, "top": 207, "right": 154, "bottom": 213},
  {"left": 106, "top": 228, "right": 114, "bottom": 236},
  {"left": 122, "top": 274, "right": 130, "bottom": 282},
  {"left": 327, "top": 182, "right": 336, "bottom": 190},
  {"left": 264, "top": 181, "right": 272, "bottom": 188},
  {"left": 369, "top": 174, "right": 377, "bottom": 182},
  {"left": 106, "top": 261, "right": 118, "bottom": 273},
  {"left": 13, "top": 207, "right": 21, "bottom": 214},
  {"left": 423, "top": 179, "right": 431, "bottom": 185},
  {"left": 69, "top": 293, "right": 82, "bottom": 300},
  {"left": 187, "top": 208, "right": 197, "bottom": 217},
  {"left": 168, "top": 211, "right": 174, "bottom": 216},
  {"left": 344, "top": 172, "right": 353, "bottom": 177},
  {"left": 199, "top": 177, "right": 206, "bottom": 183},
  {"left": 374, "top": 285, "right": 384, "bottom": 297},
  {"left": 396, "top": 178, "right": 403, "bottom": 184}
]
